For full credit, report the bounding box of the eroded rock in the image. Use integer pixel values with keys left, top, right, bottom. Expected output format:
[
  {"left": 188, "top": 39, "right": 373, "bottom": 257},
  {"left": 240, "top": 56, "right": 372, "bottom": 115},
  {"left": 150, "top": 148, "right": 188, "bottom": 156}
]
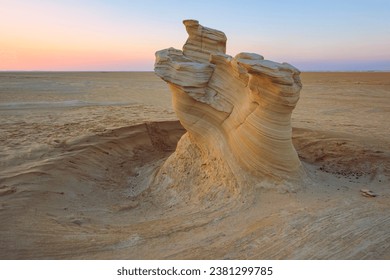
[{"left": 154, "top": 20, "right": 305, "bottom": 195}]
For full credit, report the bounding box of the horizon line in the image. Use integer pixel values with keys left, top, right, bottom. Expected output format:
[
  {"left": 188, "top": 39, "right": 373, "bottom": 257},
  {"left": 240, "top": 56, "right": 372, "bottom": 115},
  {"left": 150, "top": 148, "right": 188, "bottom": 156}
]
[{"left": 1, "top": 70, "right": 390, "bottom": 73}]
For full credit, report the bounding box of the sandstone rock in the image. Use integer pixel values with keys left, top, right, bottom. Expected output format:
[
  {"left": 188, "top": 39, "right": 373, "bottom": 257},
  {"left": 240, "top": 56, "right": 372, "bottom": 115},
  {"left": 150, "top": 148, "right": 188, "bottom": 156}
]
[
  {"left": 154, "top": 20, "right": 305, "bottom": 194},
  {"left": 182, "top": 19, "right": 227, "bottom": 63}
]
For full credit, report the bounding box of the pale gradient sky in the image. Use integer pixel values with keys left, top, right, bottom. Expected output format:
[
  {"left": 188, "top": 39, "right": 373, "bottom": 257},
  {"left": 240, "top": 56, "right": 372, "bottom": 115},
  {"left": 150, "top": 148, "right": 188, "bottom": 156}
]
[{"left": 1, "top": 0, "right": 390, "bottom": 71}]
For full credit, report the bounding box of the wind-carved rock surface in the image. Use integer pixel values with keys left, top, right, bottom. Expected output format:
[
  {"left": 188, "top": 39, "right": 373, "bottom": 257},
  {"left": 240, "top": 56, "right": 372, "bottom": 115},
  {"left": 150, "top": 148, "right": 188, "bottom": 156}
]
[{"left": 154, "top": 20, "right": 305, "bottom": 198}]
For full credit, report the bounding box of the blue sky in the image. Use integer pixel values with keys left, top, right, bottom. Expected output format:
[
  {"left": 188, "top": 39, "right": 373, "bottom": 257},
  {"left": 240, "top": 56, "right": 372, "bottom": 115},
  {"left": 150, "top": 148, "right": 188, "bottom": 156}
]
[{"left": 1, "top": 0, "right": 389, "bottom": 71}]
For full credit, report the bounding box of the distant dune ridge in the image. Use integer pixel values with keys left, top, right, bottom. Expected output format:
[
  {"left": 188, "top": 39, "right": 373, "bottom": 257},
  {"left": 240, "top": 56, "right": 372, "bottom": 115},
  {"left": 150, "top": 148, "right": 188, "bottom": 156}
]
[{"left": 155, "top": 19, "right": 305, "bottom": 195}]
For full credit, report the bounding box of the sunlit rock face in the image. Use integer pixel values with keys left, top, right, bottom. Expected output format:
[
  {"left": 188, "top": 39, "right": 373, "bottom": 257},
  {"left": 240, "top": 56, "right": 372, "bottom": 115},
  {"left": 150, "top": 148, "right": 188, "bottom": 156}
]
[{"left": 155, "top": 19, "right": 304, "bottom": 193}]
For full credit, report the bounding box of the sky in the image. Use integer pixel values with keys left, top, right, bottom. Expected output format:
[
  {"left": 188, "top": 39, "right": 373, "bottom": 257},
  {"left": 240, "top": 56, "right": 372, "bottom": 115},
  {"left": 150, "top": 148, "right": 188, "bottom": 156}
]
[{"left": 1, "top": 0, "right": 390, "bottom": 71}]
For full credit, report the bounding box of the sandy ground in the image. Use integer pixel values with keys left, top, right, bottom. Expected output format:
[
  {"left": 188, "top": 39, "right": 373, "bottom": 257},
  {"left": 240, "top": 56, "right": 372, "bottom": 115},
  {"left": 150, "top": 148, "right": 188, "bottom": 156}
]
[{"left": 0, "top": 72, "right": 389, "bottom": 259}]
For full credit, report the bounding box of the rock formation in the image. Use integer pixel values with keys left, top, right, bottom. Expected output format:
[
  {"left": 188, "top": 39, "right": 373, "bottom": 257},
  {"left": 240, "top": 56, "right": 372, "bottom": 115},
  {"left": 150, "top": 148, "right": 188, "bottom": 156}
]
[{"left": 154, "top": 20, "right": 304, "bottom": 195}]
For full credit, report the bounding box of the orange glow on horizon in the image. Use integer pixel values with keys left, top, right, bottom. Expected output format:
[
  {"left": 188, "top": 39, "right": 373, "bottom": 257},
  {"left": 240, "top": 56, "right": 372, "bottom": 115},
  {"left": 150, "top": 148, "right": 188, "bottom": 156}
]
[
  {"left": 1, "top": 46, "right": 154, "bottom": 71},
  {"left": 0, "top": 35, "right": 156, "bottom": 71}
]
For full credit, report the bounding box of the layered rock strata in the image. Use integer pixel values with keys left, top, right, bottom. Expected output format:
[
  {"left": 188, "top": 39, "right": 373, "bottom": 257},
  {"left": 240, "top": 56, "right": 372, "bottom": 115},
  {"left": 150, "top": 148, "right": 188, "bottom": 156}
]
[{"left": 154, "top": 20, "right": 304, "bottom": 193}]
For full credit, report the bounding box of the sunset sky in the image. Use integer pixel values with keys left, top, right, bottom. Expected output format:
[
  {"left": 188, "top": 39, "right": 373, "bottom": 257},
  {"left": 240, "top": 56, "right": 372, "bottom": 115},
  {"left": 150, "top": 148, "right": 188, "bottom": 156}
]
[{"left": 1, "top": 0, "right": 389, "bottom": 71}]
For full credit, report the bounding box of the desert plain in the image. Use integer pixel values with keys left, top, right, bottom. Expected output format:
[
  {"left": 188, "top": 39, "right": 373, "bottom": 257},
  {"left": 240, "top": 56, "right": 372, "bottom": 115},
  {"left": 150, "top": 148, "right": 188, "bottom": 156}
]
[{"left": 0, "top": 71, "right": 389, "bottom": 259}]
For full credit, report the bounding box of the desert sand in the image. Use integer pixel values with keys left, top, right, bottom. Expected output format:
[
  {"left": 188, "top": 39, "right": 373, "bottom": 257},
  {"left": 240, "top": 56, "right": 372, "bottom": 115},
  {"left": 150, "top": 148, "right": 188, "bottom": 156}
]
[
  {"left": 1, "top": 22, "right": 390, "bottom": 258},
  {"left": 0, "top": 70, "right": 389, "bottom": 259}
]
